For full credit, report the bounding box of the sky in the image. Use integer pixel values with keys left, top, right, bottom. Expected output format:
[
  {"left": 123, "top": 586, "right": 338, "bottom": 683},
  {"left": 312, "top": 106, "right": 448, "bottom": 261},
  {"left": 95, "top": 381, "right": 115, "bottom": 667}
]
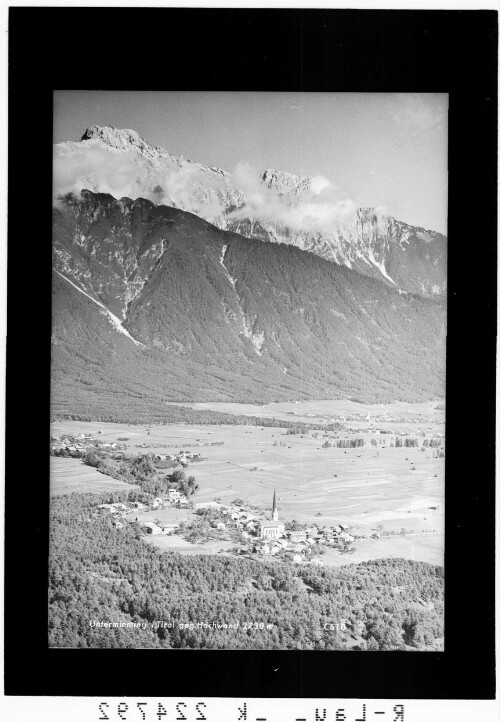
[{"left": 54, "top": 91, "right": 448, "bottom": 233}]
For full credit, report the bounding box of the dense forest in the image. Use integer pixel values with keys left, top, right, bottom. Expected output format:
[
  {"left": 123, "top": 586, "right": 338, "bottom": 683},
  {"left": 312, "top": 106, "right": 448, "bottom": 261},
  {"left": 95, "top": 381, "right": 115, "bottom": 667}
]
[
  {"left": 49, "top": 493, "right": 444, "bottom": 650},
  {"left": 51, "top": 402, "right": 343, "bottom": 429},
  {"left": 51, "top": 192, "right": 446, "bottom": 422}
]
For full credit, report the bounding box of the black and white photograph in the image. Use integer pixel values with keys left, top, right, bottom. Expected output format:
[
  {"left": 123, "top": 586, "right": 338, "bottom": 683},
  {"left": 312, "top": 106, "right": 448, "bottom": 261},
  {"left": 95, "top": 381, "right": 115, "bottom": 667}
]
[
  {"left": 5, "top": 6, "right": 497, "bottom": 709},
  {"left": 49, "top": 90, "right": 447, "bottom": 651}
]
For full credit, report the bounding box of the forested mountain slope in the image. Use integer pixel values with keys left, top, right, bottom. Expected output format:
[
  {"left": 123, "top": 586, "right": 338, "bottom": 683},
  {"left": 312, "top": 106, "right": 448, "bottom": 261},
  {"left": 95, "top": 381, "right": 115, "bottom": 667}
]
[{"left": 52, "top": 191, "right": 446, "bottom": 421}]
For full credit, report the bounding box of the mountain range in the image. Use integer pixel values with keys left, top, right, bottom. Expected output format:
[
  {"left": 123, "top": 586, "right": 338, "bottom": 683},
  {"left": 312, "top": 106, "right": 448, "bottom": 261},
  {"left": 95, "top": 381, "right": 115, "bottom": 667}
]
[
  {"left": 52, "top": 189, "right": 446, "bottom": 422},
  {"left": 54, "top": 126, "right": 447, "bottom": 299}
]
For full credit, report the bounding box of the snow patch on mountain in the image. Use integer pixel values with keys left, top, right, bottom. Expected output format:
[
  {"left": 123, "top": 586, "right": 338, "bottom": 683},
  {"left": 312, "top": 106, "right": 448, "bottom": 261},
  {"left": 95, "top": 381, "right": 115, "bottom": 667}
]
[
  {"left": 365, "top": 247, "right": 397, "bottom": 285},
  {"left": 54, "top": 269, "right": 146, "bottom": 348},
  {"left": 241, "top": 316, "right": 265, "bottom": 355},
  {"left": 219, "top": 244, "right": 237, "bottom": 289},
  {"left": 218, "top": 243, "right": 263, "bottom": 351}
]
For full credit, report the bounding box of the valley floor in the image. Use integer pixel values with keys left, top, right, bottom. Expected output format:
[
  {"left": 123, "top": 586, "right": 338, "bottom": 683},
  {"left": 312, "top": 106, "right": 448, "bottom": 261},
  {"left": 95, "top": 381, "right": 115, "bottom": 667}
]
[
  {"left": 164, "top": 398, "right": 444, "bottom": 431},
  {"left": 51, "top": 399, "right": 445, "bottom": 566}
]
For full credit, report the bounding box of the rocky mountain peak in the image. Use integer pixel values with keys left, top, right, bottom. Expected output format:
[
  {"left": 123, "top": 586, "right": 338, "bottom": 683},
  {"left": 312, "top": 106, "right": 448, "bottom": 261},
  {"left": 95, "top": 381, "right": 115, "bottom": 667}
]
[
  {"left": 261, "top": 168, "right": 312, "bottom": 194},
  {"left": 356, "top": 207, "right": 377, "bottom": 219},
  {"left": 81, "top": 125, "right": 162, "bottom": 158},
  {"left": 55, "top": 126, "right": 447, "bottom": 298}
]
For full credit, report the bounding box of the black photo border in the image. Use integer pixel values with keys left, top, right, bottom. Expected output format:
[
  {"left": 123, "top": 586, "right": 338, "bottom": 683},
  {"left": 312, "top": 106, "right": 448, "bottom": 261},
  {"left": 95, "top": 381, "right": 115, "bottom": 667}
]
[{"left": 6, "top": 7, "right": 497, "bottom": 700}]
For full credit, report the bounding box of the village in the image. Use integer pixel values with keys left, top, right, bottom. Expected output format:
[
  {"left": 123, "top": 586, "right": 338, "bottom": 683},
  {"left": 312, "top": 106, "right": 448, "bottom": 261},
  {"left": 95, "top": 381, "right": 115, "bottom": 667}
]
[
  {"left": 95, "top": 489, "right": 358, "bottom": 567},
  {"left": 50, "top": 432, "right": 360, "bottom": 565},
  {"left": 50, "top": 413, "right": 445, "bottom": 568},
  {"left": 50, "top": 432, "right": 206, "bottom": 465}
]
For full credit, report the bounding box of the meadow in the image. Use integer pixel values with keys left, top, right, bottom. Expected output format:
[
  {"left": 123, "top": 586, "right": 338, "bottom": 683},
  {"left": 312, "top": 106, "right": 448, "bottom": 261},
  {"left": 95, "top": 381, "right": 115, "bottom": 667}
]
[
  {"left": 52, "top": 400, "right": 444, "bottom": 565},
  {"left": 164, "top": 398, "right": 445, "bottom": 431},
  {"left": 50, "top": 457, "right": 140, "bottom": 496}
]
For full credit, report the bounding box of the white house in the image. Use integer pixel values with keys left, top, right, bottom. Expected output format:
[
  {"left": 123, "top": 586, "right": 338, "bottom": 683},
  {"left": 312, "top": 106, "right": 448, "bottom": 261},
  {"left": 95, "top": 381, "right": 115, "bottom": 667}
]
[
  {"left": 158, "top": 522, "right": 179, "bottom": 535},
  {"left": 195, "top": 501, "right": 223, "bottom": 511},
  {"left": 274, "top": 539, "right": 288, "bottom": 550},
  {"left": 289, "top": 530, "right": 307, "bottom": 542},
  {"left": 339, "top": 532, "right": 355, "bottom": 543},
  {"left": 144, "top": 522, "right": 162, "bottom": 535}
]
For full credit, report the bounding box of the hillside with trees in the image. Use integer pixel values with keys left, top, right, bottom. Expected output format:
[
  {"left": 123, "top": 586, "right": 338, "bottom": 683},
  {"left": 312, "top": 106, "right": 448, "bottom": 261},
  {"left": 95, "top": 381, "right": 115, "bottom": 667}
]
[
  {"left": 51, "top": 192, "right": 446, "bottom": 422},
  {"left": 49, "top": 493, "right": 444, "bottom": 650}
]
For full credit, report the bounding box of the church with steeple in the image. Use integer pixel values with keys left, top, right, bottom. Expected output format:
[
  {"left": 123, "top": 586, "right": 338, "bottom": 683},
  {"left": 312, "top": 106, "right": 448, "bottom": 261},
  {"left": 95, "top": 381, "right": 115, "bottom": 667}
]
[
  {"left": 272, "top": 488, "right": 279, "bottom": 520},
  {"left": 260, "top": 489, "right": 285, "bottom": 539}
]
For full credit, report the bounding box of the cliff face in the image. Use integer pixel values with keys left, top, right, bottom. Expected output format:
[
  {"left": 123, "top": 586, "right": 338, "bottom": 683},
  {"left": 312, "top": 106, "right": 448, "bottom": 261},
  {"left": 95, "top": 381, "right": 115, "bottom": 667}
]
[
  {"left": 54, "top": 126, "right": 447, "bottom": 297},
  {"left": 228, "top": 208, "right": 447, "bottom": 298}
]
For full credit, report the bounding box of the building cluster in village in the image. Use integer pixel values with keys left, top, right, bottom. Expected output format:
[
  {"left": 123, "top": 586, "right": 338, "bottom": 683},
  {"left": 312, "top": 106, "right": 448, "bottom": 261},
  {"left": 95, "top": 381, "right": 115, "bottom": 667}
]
[
  {"left": 288, "top": 407, "right": 433, "bottom": 426},
  {"left": 241, "top": 490, "right": 355, "bottom": 564},
  {"left": 97, "top": 486, "right": 191, "bottom": 530},
  {"left": 52, "top": 432, "right": 359, "bottom": 566},
  {"left": 50, "top": 433, "right": 203, "bottom": 466},
  {"left": 95, "top": 488, "right": 356, "bottom": 566},
  {"left": 50, "top": 433, "right": 128, "bottom": 459}
]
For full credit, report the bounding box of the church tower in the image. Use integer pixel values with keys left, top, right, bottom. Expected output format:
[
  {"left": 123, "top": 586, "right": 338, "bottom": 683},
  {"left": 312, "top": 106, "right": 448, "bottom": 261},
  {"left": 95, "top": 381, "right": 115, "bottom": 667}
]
[
  {"left": 260, "top": 488, "right": 284, "bottom": 539},
  {"left": 272, "top": 488, "right": 279, "bottom": 521}
]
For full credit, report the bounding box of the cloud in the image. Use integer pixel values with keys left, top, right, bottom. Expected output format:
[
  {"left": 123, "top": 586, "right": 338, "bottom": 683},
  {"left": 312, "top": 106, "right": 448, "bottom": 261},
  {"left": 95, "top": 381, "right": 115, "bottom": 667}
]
[
  {"left": 392, "top": 93, "right": 447, "bottom": 134},
  {"left": 53, "top": 143, "right": 230, "bottom": 224},
  {"left": 53, "top": 142, "right": 359, "bottom": 234},
  {"left": 229, "top": 162, "right": 356, "bottom": 233},
  {"left": 54, "top": 145, "right": 155, "bottom": 202},
  {"left": 309, "top": 174, "right": 331, "bottom": 195}
]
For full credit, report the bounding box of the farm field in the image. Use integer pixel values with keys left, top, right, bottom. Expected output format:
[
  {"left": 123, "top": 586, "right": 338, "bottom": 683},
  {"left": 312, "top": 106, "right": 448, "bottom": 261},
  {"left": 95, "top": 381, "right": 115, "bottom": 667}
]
[
  {"left": 164, "top": 399, "right": 445, "bottom": 432},
  {"left": 187, "top": 429, "right": 444, "bottom": 534},
  {"left": 143, "top": 534, "right": 234, "bottom": 555},
  {"left": 124, "top": 507, "right": 193, "bottom": 524},
  {"left": 319, "top": 532, "right": 444, "bottom": 567},
  {"left": 50, "top": 457, "right": 140, "bottom": 496},
  {"left": 52, "top": 399, "right": 445, "bottom": 567}
]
